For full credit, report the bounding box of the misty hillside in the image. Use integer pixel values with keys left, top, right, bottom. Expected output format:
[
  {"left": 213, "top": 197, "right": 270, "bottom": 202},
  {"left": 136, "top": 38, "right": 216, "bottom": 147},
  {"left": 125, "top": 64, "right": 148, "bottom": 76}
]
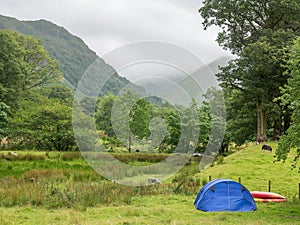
[
  {"left": 0, "top": 15, "right": 143, "bottom": 96},
  {"left": 136, "top": 56, "right": 231, "bottom": 106}
]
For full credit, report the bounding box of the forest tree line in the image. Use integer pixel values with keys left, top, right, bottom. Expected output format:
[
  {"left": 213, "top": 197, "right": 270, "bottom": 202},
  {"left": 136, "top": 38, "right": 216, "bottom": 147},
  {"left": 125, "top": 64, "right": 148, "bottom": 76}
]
[
  {"left": 0, "top": 0, "right": 300, "bottom": 170},
  {"left": 0, "top": 30, "right": 216, "bottom": 153}
]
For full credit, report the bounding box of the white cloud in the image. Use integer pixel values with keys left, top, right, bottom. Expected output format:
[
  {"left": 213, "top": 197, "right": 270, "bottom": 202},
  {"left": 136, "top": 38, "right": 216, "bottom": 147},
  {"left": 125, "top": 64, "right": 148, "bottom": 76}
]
[{"left": 0, "top": 0, "right": 231, "bottom": 63}]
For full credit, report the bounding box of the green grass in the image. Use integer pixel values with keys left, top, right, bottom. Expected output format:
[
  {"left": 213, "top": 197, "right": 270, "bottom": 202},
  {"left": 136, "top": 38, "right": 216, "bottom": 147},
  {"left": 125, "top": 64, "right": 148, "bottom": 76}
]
[
  {"left": 0, "top": 157, "right": 93, "bottom": 178},
  {"left": 0, "top": 143, "right": 299, "bottom": 224},
  {"left": 0, "top": 196, "right": 299, "bottom": 225}
]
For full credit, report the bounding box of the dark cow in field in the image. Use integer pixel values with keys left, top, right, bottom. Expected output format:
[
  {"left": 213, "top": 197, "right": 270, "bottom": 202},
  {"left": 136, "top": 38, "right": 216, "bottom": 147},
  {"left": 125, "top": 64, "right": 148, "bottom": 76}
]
[
  {"left": 256, "top": 136, "right": 267, "bottom": 144},
  {"left": 262, "top": 144, "right": 272, "bottom": 152},
  {"left": 219, "top": 142, "right": 229, "bottom": 155}
]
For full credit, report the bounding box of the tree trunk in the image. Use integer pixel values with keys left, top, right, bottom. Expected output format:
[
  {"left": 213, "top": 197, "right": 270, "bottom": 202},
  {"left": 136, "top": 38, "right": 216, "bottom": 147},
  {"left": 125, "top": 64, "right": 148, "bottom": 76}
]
[
  {"left": 272, "top": 116, "right": 282, "bottom": 140},
  {"left": 256, "top": 100, "right": 267, "bottom": 142},
  {"left": 128, "top": 131, "right": 132, "bottom": 153}
]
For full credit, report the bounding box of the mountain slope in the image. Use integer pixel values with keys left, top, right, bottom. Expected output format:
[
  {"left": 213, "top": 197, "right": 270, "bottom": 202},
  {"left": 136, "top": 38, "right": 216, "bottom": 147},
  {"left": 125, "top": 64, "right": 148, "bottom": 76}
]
[{"left": 0, "top": 15, "right": 142, "bottom": 96}]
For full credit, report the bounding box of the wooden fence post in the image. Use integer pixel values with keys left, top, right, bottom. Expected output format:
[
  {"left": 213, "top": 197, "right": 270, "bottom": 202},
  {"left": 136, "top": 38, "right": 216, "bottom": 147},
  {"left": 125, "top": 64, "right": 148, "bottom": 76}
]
[
  {"left": 298, "top": 183, "right": 300, "bottom": 200},
  {"left": 209, "top": 176, "right": 212, "bottom": 182},
  {"left": 238, "top": 177, "right": 241, "bottom": 184},
  {"left": 268, "top": 180, "right": 271, "bottom": 192}
]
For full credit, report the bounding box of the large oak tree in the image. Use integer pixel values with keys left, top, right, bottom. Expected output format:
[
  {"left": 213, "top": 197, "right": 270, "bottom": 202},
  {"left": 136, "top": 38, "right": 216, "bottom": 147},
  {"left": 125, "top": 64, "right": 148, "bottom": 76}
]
[
  {"left": 199, "top": 0, "right": 300, "bottom": 141},
  {"left": 0, "top": 30, "right": 61, "bottom": 110}
]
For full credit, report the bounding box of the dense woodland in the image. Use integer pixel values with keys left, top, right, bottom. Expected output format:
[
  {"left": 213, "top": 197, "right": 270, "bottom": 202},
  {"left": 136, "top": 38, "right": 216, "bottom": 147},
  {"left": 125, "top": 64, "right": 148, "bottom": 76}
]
[{"left": 0, "top": 0, "right": 300, "bottom": 171}]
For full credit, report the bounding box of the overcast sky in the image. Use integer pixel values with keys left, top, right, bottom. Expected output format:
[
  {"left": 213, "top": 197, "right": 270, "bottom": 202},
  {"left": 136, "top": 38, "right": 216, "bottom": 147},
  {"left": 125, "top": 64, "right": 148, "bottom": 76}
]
[{"left": 0, "top": 0, "right": 232, "bottom": 64}]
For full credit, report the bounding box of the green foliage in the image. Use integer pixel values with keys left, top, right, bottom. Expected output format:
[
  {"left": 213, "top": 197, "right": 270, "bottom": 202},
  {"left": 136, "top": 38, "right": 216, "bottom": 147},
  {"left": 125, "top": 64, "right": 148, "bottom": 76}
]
[
  {"left": 197, "top": 103, "right": 211, "bottom": 149},
  {"left": 219, "top": 32, "right": 294, "bottom": 140},
  {"left": 0, "top": 30, "right": 64, "bottom": 146},
  {"left": 200, "top": 0, "right": 300, "bottom": 143},
  {"left": 224, "top": 89, "right": 257, "bottom": 145},
  {"left": 203, "top": 88, "right": 226, "bottom": 154},
  {"left": 8, "top": 96, "right": 76, "bottom": 151},
  {"left": 95, "top": 94, "right": 117, "bottom": 137},
  {"left": 158, "top": 99, "right": 212, "bottom": 154},
  {"left": 176, "top": 99, "right": 200, "bottom": 153},
  {"left": 162, "top": 107, "right": 181, "bottom": 150},
  {"left": 130, "top": 98, "right": 152, "bottom": 139},
  {"left": 200, "top": 0, "right": 300, "bottom": 54},
  {"left": 0, "top": 31, "right": 25, "bottom": 109},
  {"left": 0, "top": 102, "right": 10, "bottom": 138},
  {"left": 0, "top": 30, "right": 61, "bottom": 109},
  {"left": 94, "top": 92, "right": 214, "bottom": 154},
  {"left": 43, "top": 84, "right": 73, "bottom": 104},
  {"left": 110, "top": 90, "right": 140, "bottom": 152},
  {"left": 276, "top": 37, "right": 300, "bottom": 171},
  {"left": 79, "top": 96, "right": 97, "bottom": 116}
]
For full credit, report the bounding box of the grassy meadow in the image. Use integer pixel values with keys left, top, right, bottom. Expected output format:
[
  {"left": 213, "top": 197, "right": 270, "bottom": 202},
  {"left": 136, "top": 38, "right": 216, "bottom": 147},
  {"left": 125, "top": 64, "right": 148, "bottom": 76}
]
[{"left": 0, "top": 143, "right": 299, "bottom": 224}]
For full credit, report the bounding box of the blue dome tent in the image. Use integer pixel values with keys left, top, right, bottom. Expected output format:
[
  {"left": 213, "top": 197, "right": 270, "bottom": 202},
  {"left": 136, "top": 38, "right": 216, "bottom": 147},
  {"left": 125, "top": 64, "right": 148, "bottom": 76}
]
[{"left": 194, "top": 179, "right": 256, "bottom": 212}]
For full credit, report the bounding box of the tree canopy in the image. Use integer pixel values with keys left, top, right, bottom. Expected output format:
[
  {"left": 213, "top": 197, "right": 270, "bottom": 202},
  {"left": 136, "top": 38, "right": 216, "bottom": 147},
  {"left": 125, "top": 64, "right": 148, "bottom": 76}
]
[
  {"left": 0, "top": 30, "right": 61, "bottom": 110},
  {"left": 9, "top": 95, "right": 75, "bottom": 151},
  {"left": 200, "top": 0, "right": 300, "bottom": 54},
  {"left": 200, "top": 0, "right": 300, "bottom": 142},
  {"left": 0, "top": 30, "right": 76, "bottom": 150},
  {"left": 276, "top": 37, "right": 300, "bottom": 171}
]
